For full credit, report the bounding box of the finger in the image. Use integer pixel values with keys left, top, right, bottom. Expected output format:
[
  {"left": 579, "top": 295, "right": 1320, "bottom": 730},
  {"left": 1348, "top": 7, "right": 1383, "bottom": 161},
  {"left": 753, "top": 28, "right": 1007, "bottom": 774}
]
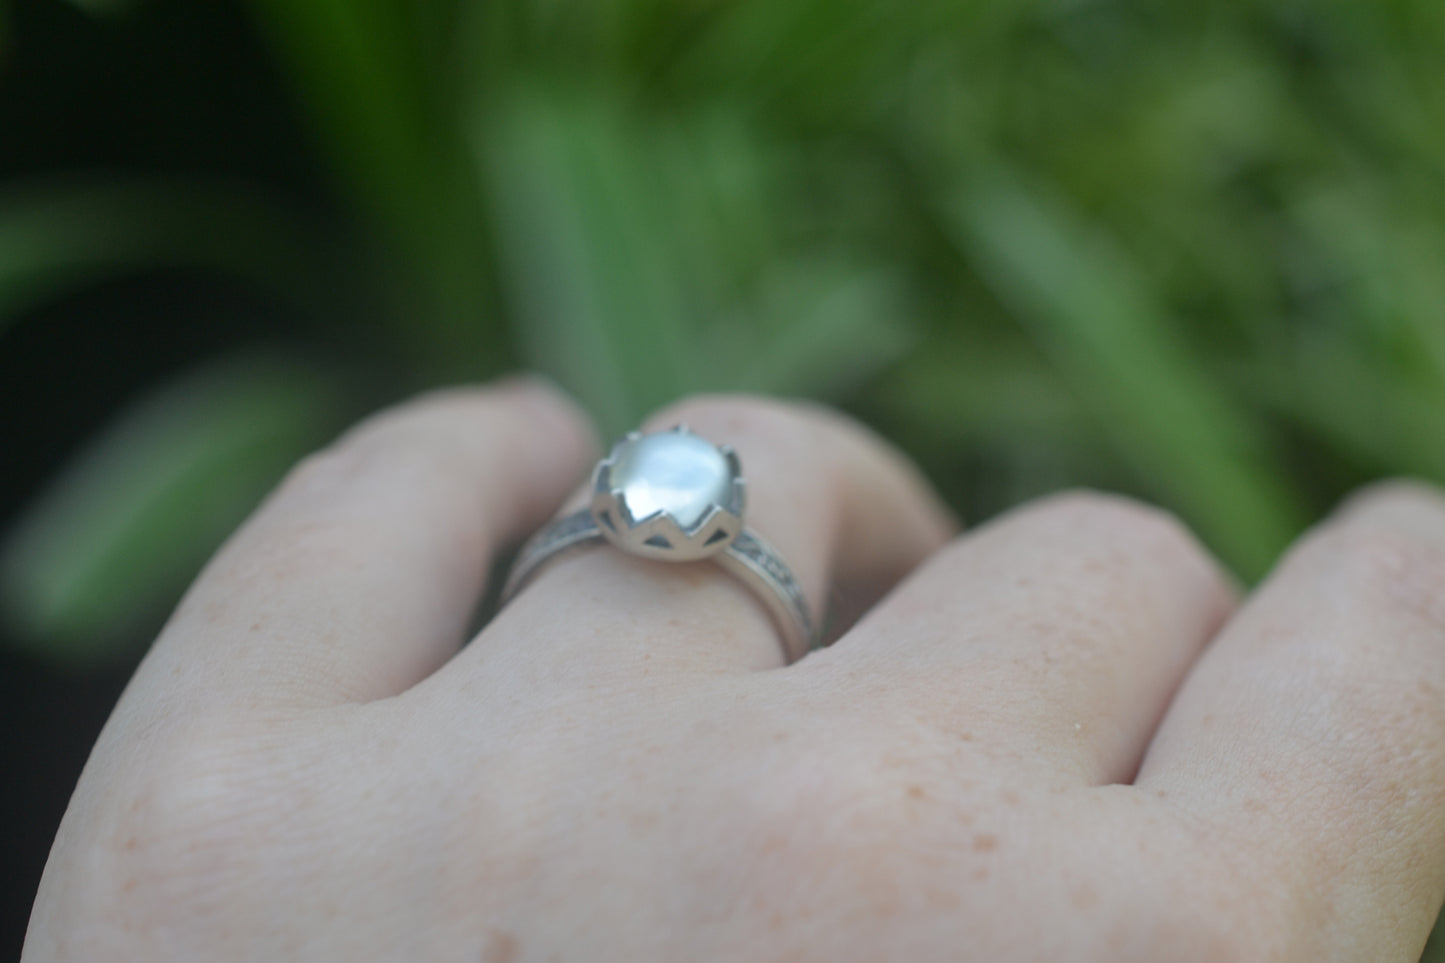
[
  {"left": 469, "top": 395, "right": 956, "bottom": 681},
  {"left": 130, "top": 380, "right": 597, "bottom": 712},
  {"left": 1137, "top": 482, "right": 1445, "bottom": 958},
  {"left": 811, "top": 492, "right": 1237, "bottom": 784}
]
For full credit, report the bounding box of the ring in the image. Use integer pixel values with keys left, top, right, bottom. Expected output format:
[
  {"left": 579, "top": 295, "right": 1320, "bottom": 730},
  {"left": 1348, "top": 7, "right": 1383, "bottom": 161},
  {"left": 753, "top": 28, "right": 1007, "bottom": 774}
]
[{"left": 499, "top": 425, "right": 816, "bottom": 662}]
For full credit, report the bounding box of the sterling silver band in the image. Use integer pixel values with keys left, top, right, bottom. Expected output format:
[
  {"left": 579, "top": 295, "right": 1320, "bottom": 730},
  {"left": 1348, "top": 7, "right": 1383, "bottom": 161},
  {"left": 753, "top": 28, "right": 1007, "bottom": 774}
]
[{"left": 500, "top": 508, "right": 815, "bottom": 663}]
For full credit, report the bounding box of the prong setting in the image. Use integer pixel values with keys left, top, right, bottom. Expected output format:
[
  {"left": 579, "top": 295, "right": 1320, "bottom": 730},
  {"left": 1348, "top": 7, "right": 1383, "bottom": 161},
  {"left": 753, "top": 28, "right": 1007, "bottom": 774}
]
[{"left": 589, "top": 426, "right": 744, "bottom": 561}]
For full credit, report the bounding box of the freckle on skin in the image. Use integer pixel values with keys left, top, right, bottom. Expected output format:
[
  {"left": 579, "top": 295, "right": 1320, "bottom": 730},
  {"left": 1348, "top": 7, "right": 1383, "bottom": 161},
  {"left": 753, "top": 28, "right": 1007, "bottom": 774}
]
[
  {"left": 972, "top": 866, "right": 990, "bottom": 882},
  {"left": 1155, "top": 789, "right": 1167, "bottom": 799},
  {"left": 972, "top": 833, "right": 998, "bottom": 853},
  {"left": 1002, "top": 790, "right": 1020, "bottom": 806},
  {"left": 250, "top": 622, "right": 261, "bottom": 632},
  {"left": 959, "top": 732, "right": 973, "bottom": 742},
  {"left": 908, "top": 785, "right": 926, "bottom": 800},
  {"left": 678, "top": 568, "right": 709, "bottom": 588},
  {"left": 482, "top": 930, "right": 517, "bottom": 963}
]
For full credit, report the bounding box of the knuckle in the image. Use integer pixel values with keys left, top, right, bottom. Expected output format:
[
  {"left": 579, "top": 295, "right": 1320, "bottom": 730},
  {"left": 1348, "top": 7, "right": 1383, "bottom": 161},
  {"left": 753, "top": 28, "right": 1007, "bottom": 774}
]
[
  {"left": 279, "top": 420, "right": 476, "bottom": 506},
  {"left": 1309, "top": 524, "right": 1445, "bottom": 634},
  {"left": 273, "top": 445, "right": 361, "bottom": 501},
  {"left": 1337, "top": 476, "right": 1445, "bottom": 522},
  {"left": 279, "top": 382, "right": 560, "bottom": 501},
  {"left": 358, "top": 386, "right": 541, "bottom": 454},
  {"left": 1029, "top": 490, "right": 1210, "bottom": 566}
]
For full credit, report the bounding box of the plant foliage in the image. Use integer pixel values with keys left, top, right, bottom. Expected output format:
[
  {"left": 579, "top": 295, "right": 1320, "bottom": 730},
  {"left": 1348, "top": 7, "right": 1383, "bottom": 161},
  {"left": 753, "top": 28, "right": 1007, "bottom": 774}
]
[{"left": 1, "top": 0, "right": 1442, "bottom": 668}]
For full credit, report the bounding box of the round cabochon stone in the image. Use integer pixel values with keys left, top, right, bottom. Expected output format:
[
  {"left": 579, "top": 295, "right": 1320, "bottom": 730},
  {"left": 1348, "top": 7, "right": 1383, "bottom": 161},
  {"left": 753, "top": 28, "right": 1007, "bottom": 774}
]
[{"left": 610, "top": 432, "right": 732, "bottom": 529}]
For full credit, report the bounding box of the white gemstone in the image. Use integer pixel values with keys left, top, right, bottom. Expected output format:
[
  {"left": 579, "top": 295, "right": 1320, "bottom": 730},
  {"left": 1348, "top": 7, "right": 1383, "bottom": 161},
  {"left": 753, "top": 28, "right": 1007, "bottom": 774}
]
[{"left": 610, "top": 432, "right": 732, "bottom": 529}]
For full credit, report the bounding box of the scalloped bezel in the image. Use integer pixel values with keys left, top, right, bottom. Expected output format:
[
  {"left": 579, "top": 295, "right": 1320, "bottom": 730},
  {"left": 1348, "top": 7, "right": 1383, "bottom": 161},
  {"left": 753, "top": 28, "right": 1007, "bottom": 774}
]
[{"left": 589, "top": 425, "right": 746, "bottom": 561}]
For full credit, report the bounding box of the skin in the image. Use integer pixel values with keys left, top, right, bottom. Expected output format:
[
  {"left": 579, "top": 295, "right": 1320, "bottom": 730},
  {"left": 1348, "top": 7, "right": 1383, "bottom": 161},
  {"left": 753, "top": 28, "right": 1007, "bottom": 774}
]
[{"left": 21, "top": 381, "right": 1445, "bottom": 962}]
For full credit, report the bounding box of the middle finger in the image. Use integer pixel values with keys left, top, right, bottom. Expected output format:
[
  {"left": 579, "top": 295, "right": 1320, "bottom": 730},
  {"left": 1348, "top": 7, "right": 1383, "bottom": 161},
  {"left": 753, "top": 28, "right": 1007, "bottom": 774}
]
[{"left": 813, "top": 492, "right": 1237, "bottom": 784}]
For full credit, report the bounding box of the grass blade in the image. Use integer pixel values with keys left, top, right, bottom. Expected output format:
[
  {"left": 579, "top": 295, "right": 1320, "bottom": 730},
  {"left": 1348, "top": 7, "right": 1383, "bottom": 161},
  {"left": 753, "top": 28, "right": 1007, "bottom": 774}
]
[
  {"left": 0, "top": 354, "right": 346, "bottom": 665},
  {"left": 947, "top": 167, "right": 1306, "bottom": 578},
  {"left": 0, "top": 178, "right": 359, "bottom": 333}
]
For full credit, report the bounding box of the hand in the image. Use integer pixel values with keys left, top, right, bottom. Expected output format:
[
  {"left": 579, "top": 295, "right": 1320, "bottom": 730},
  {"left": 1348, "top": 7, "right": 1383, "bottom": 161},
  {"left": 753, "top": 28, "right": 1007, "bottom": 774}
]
[{"left": 23, "top": 382, "right": 1445, "bottom": 961}]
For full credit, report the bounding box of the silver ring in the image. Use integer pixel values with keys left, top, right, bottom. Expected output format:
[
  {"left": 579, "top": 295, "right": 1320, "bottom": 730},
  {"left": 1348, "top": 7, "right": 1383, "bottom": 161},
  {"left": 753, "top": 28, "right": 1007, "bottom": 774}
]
[{"left": 499, "top": 425, "right": 815, "bottom": 662}]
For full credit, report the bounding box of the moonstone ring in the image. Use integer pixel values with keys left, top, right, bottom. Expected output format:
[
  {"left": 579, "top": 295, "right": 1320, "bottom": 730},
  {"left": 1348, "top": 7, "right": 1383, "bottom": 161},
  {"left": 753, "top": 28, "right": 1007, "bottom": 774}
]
[{"left": 499, "top": 426, "right": 815, "bottom": 662}]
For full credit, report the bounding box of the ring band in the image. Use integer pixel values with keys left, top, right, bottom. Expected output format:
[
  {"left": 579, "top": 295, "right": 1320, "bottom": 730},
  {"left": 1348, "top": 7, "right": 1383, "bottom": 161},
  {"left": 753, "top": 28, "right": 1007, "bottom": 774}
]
[
  {"left": 498, "top": 426, "right": 816, "bottom": 663},
  {"left": 501, "top": 509, "right": 814, "bottom": 661}
]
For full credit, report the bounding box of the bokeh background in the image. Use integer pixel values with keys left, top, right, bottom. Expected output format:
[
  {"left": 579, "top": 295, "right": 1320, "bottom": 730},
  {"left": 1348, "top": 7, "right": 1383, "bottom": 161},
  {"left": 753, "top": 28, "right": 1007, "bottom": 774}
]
[{"left": 2, "top": 0, "right": 1443, "bottom": 955}]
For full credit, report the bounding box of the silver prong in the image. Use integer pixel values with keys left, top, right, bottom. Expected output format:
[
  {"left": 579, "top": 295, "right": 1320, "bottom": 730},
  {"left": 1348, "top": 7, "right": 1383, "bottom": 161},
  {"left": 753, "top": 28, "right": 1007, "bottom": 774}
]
[{"left": 689, "top": 504, "right": 720, "bottom": 536}]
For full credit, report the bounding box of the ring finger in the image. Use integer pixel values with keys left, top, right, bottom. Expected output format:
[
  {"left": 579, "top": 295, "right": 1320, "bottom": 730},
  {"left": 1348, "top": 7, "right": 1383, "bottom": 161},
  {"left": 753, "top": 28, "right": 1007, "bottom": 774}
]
[
  {"left": 463, "top": 395, "right": 956, "bottom": 683},
  {"left": 810, "top": 492, "right": 1239, "bottom": 784}
]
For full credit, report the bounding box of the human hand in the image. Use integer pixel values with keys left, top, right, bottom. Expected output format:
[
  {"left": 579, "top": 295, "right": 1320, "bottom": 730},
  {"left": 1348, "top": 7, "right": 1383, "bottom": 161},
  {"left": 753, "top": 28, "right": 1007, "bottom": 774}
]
[{"left": 23, "top": 382, "right": 1445, "bottom": 961}]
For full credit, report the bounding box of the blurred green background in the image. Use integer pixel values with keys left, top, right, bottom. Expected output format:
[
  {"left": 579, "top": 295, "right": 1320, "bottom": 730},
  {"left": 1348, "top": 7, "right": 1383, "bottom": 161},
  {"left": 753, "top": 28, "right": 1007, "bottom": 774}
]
[{"left": 1, "top": 0, "right": 1442, "bottom": 956}]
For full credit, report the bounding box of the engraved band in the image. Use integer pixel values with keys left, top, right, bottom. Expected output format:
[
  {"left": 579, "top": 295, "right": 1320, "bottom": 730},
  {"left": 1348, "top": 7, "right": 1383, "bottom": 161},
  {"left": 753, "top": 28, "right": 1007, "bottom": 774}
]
[{"left": 500, "top": 508, "right": 815, "bottom": 663}]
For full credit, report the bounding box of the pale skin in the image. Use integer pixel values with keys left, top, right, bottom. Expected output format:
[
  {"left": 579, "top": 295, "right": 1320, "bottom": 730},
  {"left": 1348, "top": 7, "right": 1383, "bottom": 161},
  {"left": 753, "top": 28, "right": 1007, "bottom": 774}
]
[{"left": 22, "top": 381, "right": 1445, "bottom": 962}]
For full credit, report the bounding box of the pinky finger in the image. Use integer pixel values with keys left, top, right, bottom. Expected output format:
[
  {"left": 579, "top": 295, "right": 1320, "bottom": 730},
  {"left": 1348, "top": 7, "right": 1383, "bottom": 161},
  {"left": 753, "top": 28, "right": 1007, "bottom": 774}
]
[{"left": 1137, "top": 482, "right": 1445, "bottom": 961}]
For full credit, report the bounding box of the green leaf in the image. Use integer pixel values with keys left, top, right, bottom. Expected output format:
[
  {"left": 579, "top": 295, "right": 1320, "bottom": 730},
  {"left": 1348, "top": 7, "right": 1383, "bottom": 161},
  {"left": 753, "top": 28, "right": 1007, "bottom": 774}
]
[
  {"left": 0, "top": 355, "right": 347, "bottom": 665},
  {"left": 479, "top": 86, "right": 912, "bottom": 433},
  {"left": 244, "top": 0, "right": 491, "bottom": 368},
  {"left": 481, "top": 86, "right": 774, "bottom": 433},
  {"left": 1292, "top": 185, "right": 1445, "bottom": 386},
  {"left": 62, "top": 0, "right": 138, "bottom": 17},
  {"left": 479, "top": 87, "right": 646, "bottom": 435},
  {"left": 0, "top": 178, "right": 358, "bottom": 335},
  {"left": 1243, "top": 343, "right": 1445, "bottom": 485},
  {"left": 670, "top": 0, "right": 965, "bottom": 127},
  {"left": 1425, "top": 911, "right": 1445, "bottom": 963},
  {"left": 738, "top": 262, "right": 913, "bottom": 400},
  {"left": 873, "top": 336, "right": 1090, "bottom": 447},
  {"left": 946, "top": 167, "right": 1307, "bottom": 579}
]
